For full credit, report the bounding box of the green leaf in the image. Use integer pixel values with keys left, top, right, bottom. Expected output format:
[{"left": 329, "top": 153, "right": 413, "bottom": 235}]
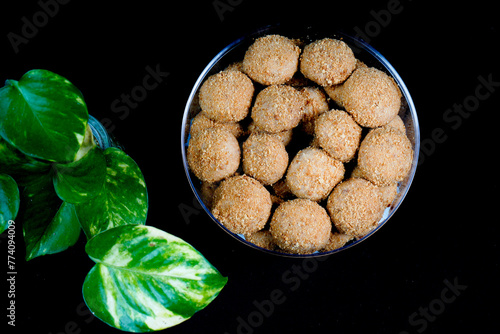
[
  {"left": 0, "top": 69, "right": 88, "bottom": 162},
  {"left": 0, "top": 137, "right": 51, "bottom": 183},
  {"left": 21, "top": 175, "right": 81, "bottom": 260},
  {"left": 53, "top": 146, "right": 106, "bottom": 204},
  {"left": 75, "top": 147, "right": 148, "bottom": 239},
  {"left": 83, "top": 225, "right": 228, "bottom": 332},
  {"left": 0, "top": 174, "right": 19, "bottom": 234}
]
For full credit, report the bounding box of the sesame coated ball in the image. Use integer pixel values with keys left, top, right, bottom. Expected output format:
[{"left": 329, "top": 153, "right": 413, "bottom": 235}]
[
  {"left": 314, "top": 109, "right": 362, "bottom": 162},
  {"left": 326, "top": 178, "right": 385, "bottom": 238},
  {"left": 325, "top": 66, "right": 402, "bottom": 127},
  {"left": 270, "top": 198, "right": 332, "bottom": 254},
  {"left": 212, "top": 175, "right": 272, "bottom": 235},
  {"left": 242, "top": 133, "right": 289, "bottom": 185},
  {"left": 357, "top": 127, "right": 413, "bottom": 186},
  {"left": 199, "top": 69, "right": 254, "bottom": 122},
  {"left": 286, "top": 147, "right": 344, "bottom": 201},
  {"left": 300, "top": 38, "right": 356, "bottom": 86},
  {"left": 251, "top": 84, "right": 306, "bottom": 133},
  {"left": 243, "top": 34, "right": 301, "bottom": 85},
  {"left": 187, "top": 128, "right": 240, "bottom": 183}
]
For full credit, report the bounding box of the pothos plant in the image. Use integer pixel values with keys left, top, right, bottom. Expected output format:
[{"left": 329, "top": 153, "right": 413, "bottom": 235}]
[{"left": 0, "top": 69, "right": 227, "bottom": 332}]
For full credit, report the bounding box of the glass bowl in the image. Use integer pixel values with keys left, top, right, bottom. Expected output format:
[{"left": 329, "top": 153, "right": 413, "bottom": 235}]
[{"left": 181, "top": 26, "right": 420, "bottom": 257}]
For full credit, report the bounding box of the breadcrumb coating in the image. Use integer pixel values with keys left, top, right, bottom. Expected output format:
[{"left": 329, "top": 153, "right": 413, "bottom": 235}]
[
  {"left": 243, "top": 133, "right": 289, "bottom": 185},
  {"left": 199, "top": 69, "right": 254, "bottom": 122},
  {"left": 286, "top": 147, "right": 344, "bottom": 201},
  {"left": 325, "top": 66, "right": 402, "bottom": 127},
  {"left": 326, "top": 178, "right": 384, "bottom": 238},
  {"left": 243, "top": 34, "right": 301, "bottom": 85},
  {"left": 244, "top": 230, "right": 276, "bottom": 250},
  {"left": 190, "top": 112, "right": 243, "bottom": 138},
  {"left": 322, "top": 232, "right": 354, "bottom": 252},
  {"left": 314, "top": 109, "right": 362, "bottom": 162},
  {"left": 251, "top": 84, "right": 306, "bottom": 133},
  {"left": 300, "top": 86, "right": 330, "bottom": 134},
  {"left": 212, "top": 175, "right": 272, "bottom": 235},
  {"left": 358, "top": 127, "right": 413, "bottom": 186},
  {"left": 187, "top": 128, "right": 240, "bottom": 183},
  {"left": 270, "top": 198, "right": 331, "bottom": 254},
  {"left": 300, "top": 38, "right": 356, "bottom": 86}
]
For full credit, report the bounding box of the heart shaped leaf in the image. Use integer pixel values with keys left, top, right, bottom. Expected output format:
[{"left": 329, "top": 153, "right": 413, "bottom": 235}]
[
  {"left": 75, "top": 148, "right": 148, "bottom": 239},
  {"left": 0, "top": 174, "right": 19, "bottom": 234},
  {"left": 83, "top": 224, "right": 228, "bottom": 332},
  {"left": 21, "top": 175, "right": 81, "bottom": 260},
  {"left": 0, "top": 69, "right": 88, "bottom": 162},
  {"left": 53, "top": 145, "right": 106, "bottom": 204}
]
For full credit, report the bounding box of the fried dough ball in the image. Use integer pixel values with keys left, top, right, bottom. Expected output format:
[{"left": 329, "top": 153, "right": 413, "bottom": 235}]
[
  {"left": 187, "top": 128, "right": 240, "bottom": 183},
  {"left": 324, "top": 66, "right": 401, "bottom": 127},
  {"left": 247, "top": 122, "right": 293, "bottom": 146},
  {"left": 243, "top": 34, "right": 301, "bottom": 85},
  {"left": 385, "top": 115, "right": 406, "bottom": 134},
  {"left": 286, "top": 147, "right": 344, "bottom": 201},
  {"left": 314, "top": 109, "right": 362, "bottom": 162},
  {"left": 326, "top": 178, "right": 384, "bottom": 238},
  {"left": 358, "top": 127, "right": 413, "bottom": 186},
  {"left": 244, "top": 230, "right": 276, "bottom": 250},
  {"left": 300, "top": 38, "right": 356, "bottom": 86},
  {"left": 190, "top": 112, "right": 243, "bottom": 138},
  {"left": 242, "top": 133, "right": 289, "bottom": 185},
  {"left": 270, "top": 198, "right": 331, "bottom": 254},
  {"left": 351, "top": 165, "right": 399, "bottom": 207},
  {"left": 322, "top": 232, "right": 354, "bottom": 252},
  {"left": 212, "top": 175, "right": 272, "bottom": 235},
  {"left": 199, "top": 69, "right": 254, "bottom": 122},
  {"left": 251, "top": 84, "right": 306, "bottom": 133},
  {"left": 300, "top": 86, "right": 330, "bottom": 134}
]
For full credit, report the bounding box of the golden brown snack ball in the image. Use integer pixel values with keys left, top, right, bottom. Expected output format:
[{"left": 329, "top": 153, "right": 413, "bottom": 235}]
[
  {"left": 190, "top": 112, "right": 243, "bottom": 138},
  {"left": 251, "top": 84, "right": 305, "bottom": 133},
  {"left": 199, "top": 69, "right": 254, "bottom": 122},
  {"left": 187, "top": 128, "right": 240, "bottom": 183},
  {"left": 322, "top": 232, "right": 354, "bottom": 252},
  {"left": 325, "top": 66, "right": 401, "bottom": 127},
  {"left": 242, "top": 133, "right": 289, "bottom": 185},
  {"left": 326, "top": 178, "right": 384, "bottom": 238},
  {"left": 300, "top": 86, "right": 330, "bottom": 134},
  {"left": 243, "top": 34, "right": 301, "bottom": 85},
  {"left": 300, "top": 38, "right": 356, "bottom": 86},
  {"left": 244, "top": 230, "right": 276, "bottom": 250},
  {"left": 358, "top": 127, "right": 413, "bottom": 186},
  {"left": 270, "top": 198, "right": 331, "bottom": 254},
  {"left": 286, "top": 147, "right": 344, "bottom": 201},
  {"left": 314, "top": 109, "right": 362, "bottom": 163},
  {"left": 212, "top": 175, "right": 272, "bottom": 235}
]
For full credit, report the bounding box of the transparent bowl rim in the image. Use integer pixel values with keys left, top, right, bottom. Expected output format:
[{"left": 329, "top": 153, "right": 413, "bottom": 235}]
[{"left": 181, "top": 26, "right": 420, "bottom": 258}]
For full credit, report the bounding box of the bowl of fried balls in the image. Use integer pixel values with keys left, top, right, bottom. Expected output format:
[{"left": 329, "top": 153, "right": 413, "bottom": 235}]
[{"left": 181, "top": 26, "right": 420, "bottom": 257}]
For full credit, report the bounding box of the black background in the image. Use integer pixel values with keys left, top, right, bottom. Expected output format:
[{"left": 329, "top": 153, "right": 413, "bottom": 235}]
[{"left": 1, "top": 0, "right": 499, "bottom": 333}]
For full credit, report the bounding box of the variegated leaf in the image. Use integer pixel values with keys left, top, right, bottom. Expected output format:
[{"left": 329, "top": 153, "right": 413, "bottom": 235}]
[
  {"left": 0, "top": 69, "right": 88, "bottom": 162},
  {"left": 75, "top": 148, "right": 148, "bottom": 239},
  {"left": 53, "top": 145, "right": 106, "bottom": 204},
  {"left": 0, "top": 174, "right": 19, "bottom": 234},
  {"left": 21, "top": 175, "right": 81, "bottom": 260},
  {"left": 83, "top": 225, "right": 228, "bottom": 332}
]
